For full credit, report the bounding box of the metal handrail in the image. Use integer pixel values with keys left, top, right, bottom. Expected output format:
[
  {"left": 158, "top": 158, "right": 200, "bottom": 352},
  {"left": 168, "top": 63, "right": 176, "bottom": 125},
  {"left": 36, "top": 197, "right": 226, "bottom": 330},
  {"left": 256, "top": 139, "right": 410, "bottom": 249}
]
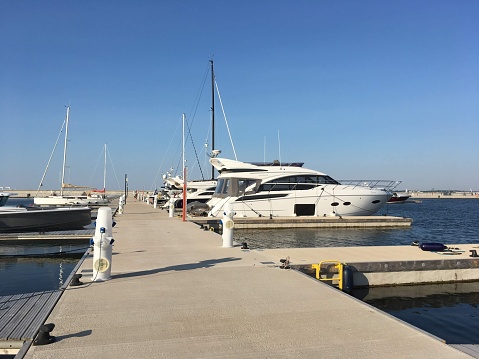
[
  {"left": 312, "top": 260, "right": 345, "bottom": 291},
  {"left": 338, "top": 180, "right": 401, "bottom": 191}
]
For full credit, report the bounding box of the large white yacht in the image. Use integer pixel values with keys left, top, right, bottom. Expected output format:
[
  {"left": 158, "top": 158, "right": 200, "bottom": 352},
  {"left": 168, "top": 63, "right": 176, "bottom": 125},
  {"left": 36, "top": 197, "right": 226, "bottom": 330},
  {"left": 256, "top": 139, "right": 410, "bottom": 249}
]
[{"left": 206, "top": 158, "right": 395, "bottom": 217}]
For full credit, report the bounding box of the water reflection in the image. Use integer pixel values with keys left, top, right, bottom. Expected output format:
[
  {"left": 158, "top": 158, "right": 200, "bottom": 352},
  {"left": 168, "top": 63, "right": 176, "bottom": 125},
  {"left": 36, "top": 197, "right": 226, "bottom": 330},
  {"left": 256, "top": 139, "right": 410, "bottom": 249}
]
[
  {"left": 0, "top": 239, "right": 89, "bottom": 296},
  {"left": 233, "top": 199, "right": 479, "bottom": 249},
  {"left": 352, "top": 282, "right": 479, "bottom": 344}
]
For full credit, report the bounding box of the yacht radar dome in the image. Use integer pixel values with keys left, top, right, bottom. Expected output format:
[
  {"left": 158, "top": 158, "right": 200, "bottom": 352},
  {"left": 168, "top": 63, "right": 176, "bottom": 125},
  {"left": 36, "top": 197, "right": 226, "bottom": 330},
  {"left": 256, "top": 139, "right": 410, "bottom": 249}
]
[{"left": 210, "top": 149, "right": 222, "bottom": 158}]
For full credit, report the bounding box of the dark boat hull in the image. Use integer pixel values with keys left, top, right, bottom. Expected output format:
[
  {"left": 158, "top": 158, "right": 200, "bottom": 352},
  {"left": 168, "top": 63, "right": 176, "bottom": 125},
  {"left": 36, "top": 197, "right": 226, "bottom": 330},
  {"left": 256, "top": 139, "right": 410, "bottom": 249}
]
[
  {"left": 387, "top": 194, "right": 411, "bottom": 203},
  {"left": 0, "top": 207, "right": 92, "bottom": 233}
]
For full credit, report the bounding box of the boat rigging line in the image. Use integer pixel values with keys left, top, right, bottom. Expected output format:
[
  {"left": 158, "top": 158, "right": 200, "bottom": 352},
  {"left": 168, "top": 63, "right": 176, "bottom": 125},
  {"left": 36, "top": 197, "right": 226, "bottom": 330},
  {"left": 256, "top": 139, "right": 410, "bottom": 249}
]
[
  {"left": 214, "top": 79, "right": 237, "bottom": 160},
  {"left": 36, "top": 115, "right": 67, "bottom": 196},
  {"left": 89, "top": 144, "right": 122, "bottom": 191},
  {"left": 150, "top": 118, "right": 181, "bottom": 191}
]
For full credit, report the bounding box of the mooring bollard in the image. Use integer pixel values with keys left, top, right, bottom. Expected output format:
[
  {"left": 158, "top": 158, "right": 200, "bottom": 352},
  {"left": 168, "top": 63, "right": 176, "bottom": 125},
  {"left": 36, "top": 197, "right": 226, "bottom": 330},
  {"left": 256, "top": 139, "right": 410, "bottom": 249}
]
[
  {"left": 92, "top": 207, "right": 114, "bottom": 281},
  {"left": 153, "top": 194, "right": 158, "bottom": 209},
  {"left": 169, "top": 199, "right": 174, "bottom": 218},
  {"left": 221, "top": 204, "right": 235, "bottom": 248},
  {"left": 118, "top": 195, "right": 125, "bottom": 214}
]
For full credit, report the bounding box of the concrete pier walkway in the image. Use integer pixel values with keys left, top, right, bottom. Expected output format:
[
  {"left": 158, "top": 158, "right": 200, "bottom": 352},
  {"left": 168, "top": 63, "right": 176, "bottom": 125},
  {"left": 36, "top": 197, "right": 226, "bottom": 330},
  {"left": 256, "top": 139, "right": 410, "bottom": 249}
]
[{"left": 25, "top": 201, "right": 471, "bottom": 358}]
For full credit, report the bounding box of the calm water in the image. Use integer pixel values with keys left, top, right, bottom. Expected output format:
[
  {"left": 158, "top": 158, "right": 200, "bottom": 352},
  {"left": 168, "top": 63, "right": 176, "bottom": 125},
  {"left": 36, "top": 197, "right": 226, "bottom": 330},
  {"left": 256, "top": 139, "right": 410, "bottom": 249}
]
[
  {"left": 353, "top": 281, "right": 479, "bottom": 344},
  {"left": 233, "top": 199, "right": 479, "bottom": 248},
  {"left": 0, "top": 197, "right": 90, "bottom": 296},
  {"left": 1, "top": 198, "right": 478, "bottom": 343},
  {"left": 233, "top": 198, "right": 479, "bottom": 344}
]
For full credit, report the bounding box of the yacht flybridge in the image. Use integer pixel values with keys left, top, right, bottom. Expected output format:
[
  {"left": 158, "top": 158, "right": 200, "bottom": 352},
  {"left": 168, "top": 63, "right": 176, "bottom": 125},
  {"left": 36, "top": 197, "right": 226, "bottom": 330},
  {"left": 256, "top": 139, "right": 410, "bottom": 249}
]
[{"left": 206, "top": 158, "right": 396, "bottom": 217}]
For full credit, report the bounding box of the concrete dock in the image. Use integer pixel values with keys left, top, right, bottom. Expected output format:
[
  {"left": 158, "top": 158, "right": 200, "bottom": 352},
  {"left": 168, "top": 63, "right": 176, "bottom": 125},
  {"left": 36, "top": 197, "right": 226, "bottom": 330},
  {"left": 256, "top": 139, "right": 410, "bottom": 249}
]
[
  {"left": 23, "top": 200, "right": 474, "bottom": 358},
  {"left": 191, "top": 214, "right": 412, "bottom": 229}
]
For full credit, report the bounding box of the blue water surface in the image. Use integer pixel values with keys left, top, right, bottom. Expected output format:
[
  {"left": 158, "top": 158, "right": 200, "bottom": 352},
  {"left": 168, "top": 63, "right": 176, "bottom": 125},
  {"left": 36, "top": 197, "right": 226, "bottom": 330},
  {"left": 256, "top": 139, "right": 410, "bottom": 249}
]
[{"left": 233, "top": 199, "right": 479, "bottom": 248}]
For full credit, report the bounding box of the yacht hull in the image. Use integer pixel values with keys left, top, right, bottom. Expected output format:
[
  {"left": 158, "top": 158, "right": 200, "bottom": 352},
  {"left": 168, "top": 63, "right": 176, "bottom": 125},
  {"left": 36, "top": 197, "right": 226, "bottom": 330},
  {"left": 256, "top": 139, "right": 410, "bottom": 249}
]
[
  {"left": 0, "top": 206, "right": 92, "bottom": 233},
  {"left": 206, "top": 157, "right": 394, "bottom": 218},
  {"left": 34, "top": 196, "right": 109, "bottom": 206},
  {"left": 208, "top": 187, "right": 390, "bottom": 217}
]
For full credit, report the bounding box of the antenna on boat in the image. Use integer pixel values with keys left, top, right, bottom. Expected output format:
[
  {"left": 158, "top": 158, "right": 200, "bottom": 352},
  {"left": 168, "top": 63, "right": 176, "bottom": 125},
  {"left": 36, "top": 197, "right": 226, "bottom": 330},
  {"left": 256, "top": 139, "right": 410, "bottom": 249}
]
[
  {"left": 209, "top": 149, "right": 221, "bottom": 158},
  {"left": 264, "top": 136, "right": 266, "bottom": 164},
  {"left": 277, "top": 130, "right": 282, "bottom": 166}
]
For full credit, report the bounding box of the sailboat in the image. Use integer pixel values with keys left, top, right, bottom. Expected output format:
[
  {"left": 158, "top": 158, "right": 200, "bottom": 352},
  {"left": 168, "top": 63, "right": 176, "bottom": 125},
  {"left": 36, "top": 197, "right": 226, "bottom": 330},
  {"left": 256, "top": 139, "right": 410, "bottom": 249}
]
[{"left": 34, "top": 107, "right": 110, "bottom": 206}]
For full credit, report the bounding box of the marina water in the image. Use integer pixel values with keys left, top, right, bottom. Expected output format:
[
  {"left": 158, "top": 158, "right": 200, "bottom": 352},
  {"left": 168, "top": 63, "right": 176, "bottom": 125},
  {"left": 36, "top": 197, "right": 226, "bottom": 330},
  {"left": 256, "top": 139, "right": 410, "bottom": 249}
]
[
  {"left": 1, "top": 198, "right": 478, "bottom": 343},
  {"left": 0, "top": 197, "right": 90, "bottom": 296}
]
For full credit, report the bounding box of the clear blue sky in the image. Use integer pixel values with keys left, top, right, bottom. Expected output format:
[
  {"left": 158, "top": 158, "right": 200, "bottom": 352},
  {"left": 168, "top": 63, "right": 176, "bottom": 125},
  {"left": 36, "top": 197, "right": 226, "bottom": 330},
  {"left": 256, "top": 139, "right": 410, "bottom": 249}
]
[{"left": 1, "top": 1, "right": 478, "bottom": 192}]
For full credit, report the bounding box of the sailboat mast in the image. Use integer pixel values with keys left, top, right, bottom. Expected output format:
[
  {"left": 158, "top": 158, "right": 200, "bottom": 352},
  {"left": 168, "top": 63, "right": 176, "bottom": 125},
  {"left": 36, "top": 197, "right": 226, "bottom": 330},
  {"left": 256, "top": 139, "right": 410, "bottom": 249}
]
[
  {"left": 210, "top": 60, "right": 215, "bottom": 180},
  {"left": 60, "top": 105, "right": 70, "bottom": 196},
  {"left": 103, "top": 143, "right": 107, "bottom": 191},
  {"left": 182, "top": 113, "right": 187, "bottom": 221}
]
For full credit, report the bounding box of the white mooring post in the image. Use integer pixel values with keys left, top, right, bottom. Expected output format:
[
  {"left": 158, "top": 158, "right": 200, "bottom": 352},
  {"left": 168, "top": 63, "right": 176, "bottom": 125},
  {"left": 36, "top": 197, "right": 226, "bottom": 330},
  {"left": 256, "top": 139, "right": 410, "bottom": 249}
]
[
  {"left": 169, "top": 199, "right": 174, "bottom": 218},
  {"left": 118, "top": 195, "right": 125, "bottom": 214},
  {"left": 221, "top": 204, "right": 235, "bottom": 248},
  {"left": 92, "top": 207, "right": 114, "bottom": 281}
]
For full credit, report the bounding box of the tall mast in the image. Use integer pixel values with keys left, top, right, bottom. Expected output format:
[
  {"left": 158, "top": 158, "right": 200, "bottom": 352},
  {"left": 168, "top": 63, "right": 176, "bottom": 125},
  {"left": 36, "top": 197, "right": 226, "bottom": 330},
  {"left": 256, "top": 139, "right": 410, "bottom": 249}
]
[
  {"left": 103, "top": 143, "right": 107, "bottom": 191},
  {"left": 210, "top": 60, "right": 215, "bottom": 180},
  {"left": 60, "top": 105, "right": 70, "bottom": 196},
  {"left": 182, "top": 113, "right": 187, "bottom": 222}
]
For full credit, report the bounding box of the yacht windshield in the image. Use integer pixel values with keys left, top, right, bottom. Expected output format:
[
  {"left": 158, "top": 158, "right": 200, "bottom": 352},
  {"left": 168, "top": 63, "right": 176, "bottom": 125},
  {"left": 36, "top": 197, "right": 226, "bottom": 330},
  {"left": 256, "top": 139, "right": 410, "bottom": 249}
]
[
  {"left": 213, "top": 178, "right": 259, "bottom": 198},
  {"left": 213, "top": 178, "right": 230, "bottom": 198}
]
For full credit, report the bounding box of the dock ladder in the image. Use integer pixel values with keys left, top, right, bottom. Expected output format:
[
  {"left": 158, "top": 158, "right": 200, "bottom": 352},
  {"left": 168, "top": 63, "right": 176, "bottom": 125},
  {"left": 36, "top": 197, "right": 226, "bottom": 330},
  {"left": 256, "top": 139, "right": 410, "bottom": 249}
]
[{"left": 311, "top": 260, "right": 353, "bottom": 292}]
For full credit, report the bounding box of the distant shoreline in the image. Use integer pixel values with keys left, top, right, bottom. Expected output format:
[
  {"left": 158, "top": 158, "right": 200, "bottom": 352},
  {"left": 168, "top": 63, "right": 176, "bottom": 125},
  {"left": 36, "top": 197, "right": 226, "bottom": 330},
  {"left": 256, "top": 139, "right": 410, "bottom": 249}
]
[
  {"left": 409, "top": 192, "right": 478, "bottom": 199},
  {"left": 5, "top": 190, "right": 126, "bottom": 198}
]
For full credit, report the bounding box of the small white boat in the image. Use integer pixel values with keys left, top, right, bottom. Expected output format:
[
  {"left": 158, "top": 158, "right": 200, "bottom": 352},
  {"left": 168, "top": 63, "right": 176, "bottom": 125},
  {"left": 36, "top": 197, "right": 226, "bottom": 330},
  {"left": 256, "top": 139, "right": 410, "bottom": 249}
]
[
  {"left": 206, "top": 158, "right": 395, "bottom": 217},
  {"left": 34, "top": 192, "right": 109, "bottom": 206}
]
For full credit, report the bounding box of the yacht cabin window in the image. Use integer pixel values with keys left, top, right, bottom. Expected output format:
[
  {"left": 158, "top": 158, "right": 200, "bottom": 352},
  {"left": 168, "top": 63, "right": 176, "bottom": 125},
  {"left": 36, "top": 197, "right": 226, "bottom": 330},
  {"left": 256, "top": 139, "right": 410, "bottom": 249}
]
[{"left": 258, "top": 175, "right": 340, "bottom": 192}]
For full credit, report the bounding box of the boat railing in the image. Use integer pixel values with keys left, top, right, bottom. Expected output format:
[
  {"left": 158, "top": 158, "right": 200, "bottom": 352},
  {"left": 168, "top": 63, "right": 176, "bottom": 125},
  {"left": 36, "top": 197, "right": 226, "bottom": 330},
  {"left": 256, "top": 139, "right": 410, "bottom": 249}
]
[{"left": 338, "top": 180, "right": 401, "bottom": 191}]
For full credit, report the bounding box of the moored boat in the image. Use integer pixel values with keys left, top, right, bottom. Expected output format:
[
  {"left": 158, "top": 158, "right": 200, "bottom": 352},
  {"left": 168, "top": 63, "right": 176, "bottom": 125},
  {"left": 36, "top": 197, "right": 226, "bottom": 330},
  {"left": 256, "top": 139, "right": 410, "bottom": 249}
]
[
  {"left": 206, "top": 158, "right": 396, "bottom": 217},
  {"left": 0, "top": 206, "right": 92, "bottom": 233},
  {"left": 163, "top": 176, "right": 216, "bottom": 209},
  {"left": 0, "top": 192, "right": 92, "bottom": 233},
  {"left": 387, "top": 192, "right": 411, "bottom": 203}
]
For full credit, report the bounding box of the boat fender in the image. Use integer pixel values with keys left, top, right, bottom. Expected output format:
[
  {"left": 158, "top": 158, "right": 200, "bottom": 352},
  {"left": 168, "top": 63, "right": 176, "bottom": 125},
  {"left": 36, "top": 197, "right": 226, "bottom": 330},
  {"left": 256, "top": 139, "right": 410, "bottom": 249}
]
[
  {"left": 342, "top": 265, "right": 354, "bottom": 293},
  {"left": 419, "top": 243, "right": 447, "bottom": 251}
]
